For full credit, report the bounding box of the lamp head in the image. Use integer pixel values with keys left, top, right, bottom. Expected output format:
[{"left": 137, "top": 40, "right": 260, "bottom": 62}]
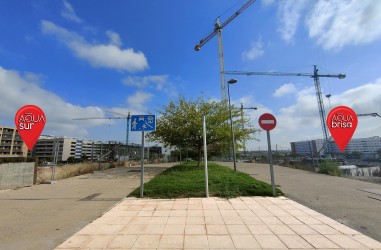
[{"left": 228, "top": 79, "right": 237, "bottom": 84}]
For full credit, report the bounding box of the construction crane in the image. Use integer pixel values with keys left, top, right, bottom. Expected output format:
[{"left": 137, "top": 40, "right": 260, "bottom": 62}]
[
  {"left": 194, "top": 0, "right": 256, "bottom": 101},
  {"left": 357, "top": 113, "right": 381, "bottom": 118},
  {"left": 73, "top": 110, "right": 131, "bottom": 161},
  {"left": 225, "top": 65, "right": 346, "bottom": 154}
]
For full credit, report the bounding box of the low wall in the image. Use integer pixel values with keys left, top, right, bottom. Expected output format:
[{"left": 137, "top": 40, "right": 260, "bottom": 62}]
[{"left": 0, "top": 162, "right": 35, "bottom": 190}]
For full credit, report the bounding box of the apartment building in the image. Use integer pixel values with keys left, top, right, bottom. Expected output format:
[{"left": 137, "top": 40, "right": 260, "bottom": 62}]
[
  {"left": 30, "top": 136, "right": 103, "bottom": 162},
  {"left": 291, "top": 136, "right": 381, "bottom": 156},
  {"left": 0, "top": 126, "right": 28, "bottom": 157}
]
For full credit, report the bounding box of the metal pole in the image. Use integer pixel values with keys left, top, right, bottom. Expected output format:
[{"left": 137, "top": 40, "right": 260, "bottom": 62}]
[
  {"left": 228, "top": 82, "right": 237, "bottom": 171},
  {"left": 241, "top": 103, "right": 246, "bottom": 158},
  {"left": 125, "top": 112, "right": 130, "bottom": 162},
  {"left": 140, "top": 131, "right": 145, "bottom": 198},
  {"left": 216, "top": 18, "right": 227, "bottom": 101},
  {"left": 266, "top": 131, "right": 276, "bottom": 196},
  {"left": 203, "top": 116, "right": 209, "bottom": 198}
]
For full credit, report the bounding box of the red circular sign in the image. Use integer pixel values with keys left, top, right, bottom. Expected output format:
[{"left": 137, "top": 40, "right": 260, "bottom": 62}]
[{"left": 258, "top": 113, "right": 277, "bottom": 131}]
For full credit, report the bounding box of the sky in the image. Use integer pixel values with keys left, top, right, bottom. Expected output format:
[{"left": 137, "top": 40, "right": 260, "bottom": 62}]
[{"left": 1, "top": 0, "right": 381, "bottom": 151}]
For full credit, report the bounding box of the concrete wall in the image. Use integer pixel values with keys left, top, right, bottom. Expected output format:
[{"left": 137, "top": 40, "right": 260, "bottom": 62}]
[{"left": 0, "top": 162, "right": 34, "bottom": 190}]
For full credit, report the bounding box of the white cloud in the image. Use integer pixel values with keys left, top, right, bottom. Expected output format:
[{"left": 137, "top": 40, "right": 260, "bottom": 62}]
[
  {"left": 277, "top": 0, "right": 309, "bottom": 43},
  {"left": 306, "top": 0, "right": 381, "bottom": 50},
  {"left": 0, "top": 66, "right": 107, "bottom": 138},
  {"left": 41, "top": 20, "right": 148, "bottom": 72},
  {"left": 241, "top": 38, "right": 264, "bottom": 61},
  {"left": 242, "top": 79, "right": 381, "bottom": 150},
  {"left": 126, "top": 91, "right": 154, "bottom": 109},
  {"left": 61, "top": 0, "right": 81, "bottom": 23},
  {"left": 123, "top": 75, "right": 168, "bottom": 90},
  {"left": 273, "top": 83, "right": 298, "bottom": 97},
  {"left": 106, "top": 30, "right": 122, "bottom": 47}
]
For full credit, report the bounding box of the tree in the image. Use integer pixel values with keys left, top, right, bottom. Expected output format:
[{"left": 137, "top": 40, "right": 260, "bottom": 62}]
[{"left": 147, "top": 96, "right": 259, "bottom": 166}]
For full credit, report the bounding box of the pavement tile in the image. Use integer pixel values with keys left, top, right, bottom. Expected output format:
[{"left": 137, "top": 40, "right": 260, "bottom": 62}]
[
  {"left": 254, "top": 234, "right": 288, "bottom": 248},
  {"left": 132, "top": 234, "right": 161, "bottom": 248},
  {"left": 286, "top": 209, "right": 309, "bottom": 217},
  {"left": 277, "top": 234, "right": 314, "bottom": 249},
  {"left": 207, "top": 235, "right": 235, "bottom": 249},
  {"left": 349, "top": 234, "right": 381, "bottom": 249},
  {"left": 184, "top": 235, "right": 209, "bottom": 248},
  {"left": 330, "top": 224, "right": 362, "bottom": 235},
  {"left": 298, "top": 216, "right": 324, "bottom": 225},
  {"left": 170, "top": 209, "right": 187, "bottom": 217},
  {"left": 315, "top": 215, "right": 342, "bottom": 225},
  {"left": 241, "top": 216, "right": 263, "bottom": 225},
  {"left": 288, "top": 224, "right": 318, "bottom": 235},
  {"left": 56, "top": 235, "right": 93, "bottom": 248},
  {"left": 54, "top": 197, "right": 381, "bottom": 250},
  {"left": 167, "top": 216, "right": 186, "bottom": 225},
  {"left": 186, "top": 216, "right": 205, "bottom": 225},
  {"left": 187, "top": 209, "right": 204, "bottom": 217},
  {"left": 301, "top": 234, "right": 341, "bottom": 249},
  {"left": 172, "top": 204, "right": 188, "bottom": 210},
  {"left": 138, "top": 210, "right": 154, "bottom": 217},
  {"left": 141, "top": 224, "right": 165, "bottom": 234},
  {"left": 150, "top": 216, "right": 169, "bottom": 225},
  {"left": 259, "top": 216, "right": 283, "bottom": 225},
  {"left": 202, "top": 204, "right": 219, "bottom": 210},
  {"left": 223, "top": 216, "right": 244, "bottom": 225},
  {"left": 153, "top": 210, "right": 171, "bottom": 217},
  {"left": 120, "top": 224, "right": 147, "bottom": 234},
  {"left": 236, "top": 209, "right": 255, "bottom": 217},
  {"left": 309, "top": 224, "right": 342, "bottom": 235},
  {"left": 231, "top": 234, "right": 261, "bottom": 248},
  {"left": 206, "top": 224, "right": 229, "bottom": 235},
  {"left": 226, "top": 224, "right": 251, "bottom": 235},
  {"left": 107, "top": 234, "right": 138, "bottom": 249},
  {"left": 185, "top": 224, "right": 206, "bottom": 234},
  {"left": 82, "top": 235, "right": 116, "bottom": 249},
  {"left": 204, "top": 209, "right": 221, "bottom": 216},
  {"left": 267, "top": 224, "right": 296, "bottom": 235},
  {"left": 163, "top": 224, "right": 185, "bottom": 234},
  {"left": 220, "top": 209, "right": 239, "bottom": 217},
  {"left": 158, "top": 234, "right": 184, "bottom": 248},
  {"left": 277, "top": 215, "right": 303, "bottom": 225},
  {"left": 325, "top": 234, "right": 369, "bottom": 249},
  {"left": 205, "top": 215, "right": 224, "bottom": 225},
  {"left": 252, "top": 209, "right": 273, "bottom": 217},
  {"left": 247, "top": 224, "right": 274, "bottom": 235},
  {"left": 187, "top": 204, "right": 203, "bottom": 210}
]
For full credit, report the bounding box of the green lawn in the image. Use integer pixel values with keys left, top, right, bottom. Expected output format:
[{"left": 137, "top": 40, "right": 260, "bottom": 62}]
[{"left": 129, "top": 162, "right": 282, "bottom": 198}]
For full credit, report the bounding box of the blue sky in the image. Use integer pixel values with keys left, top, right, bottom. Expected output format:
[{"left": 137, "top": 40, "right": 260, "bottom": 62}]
[{"left": 1, "top": 0, "right": 380, "bottom": 150}]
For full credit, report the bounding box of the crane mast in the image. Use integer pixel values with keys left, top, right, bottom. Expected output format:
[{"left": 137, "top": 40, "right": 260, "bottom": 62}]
[
  {"left": 195, "top": 0, "right": 256, "bottom": 101},
  {"left": 225, "top": 65, "right": 346, "bottom": 154}
]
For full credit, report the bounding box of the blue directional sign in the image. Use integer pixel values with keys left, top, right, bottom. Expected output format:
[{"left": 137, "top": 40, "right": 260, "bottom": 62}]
[{"left": 131, "top": 115, "right": 156, "bottom": 131}]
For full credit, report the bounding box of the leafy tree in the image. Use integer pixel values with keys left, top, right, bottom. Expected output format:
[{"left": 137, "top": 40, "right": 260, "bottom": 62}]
[{"left": 147, "top": 96, "right": 259, "bottom": 166}]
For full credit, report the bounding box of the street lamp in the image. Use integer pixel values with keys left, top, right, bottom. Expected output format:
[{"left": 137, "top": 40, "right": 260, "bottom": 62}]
[
  {"left": 325, "top": 94, "right": 332, "bottom": 111},
  {"left": 240, "top": 103, "right": 257, "bottom": 158},
  {"left": 227, "top": 79, "right": 237, "bottom": 171}
]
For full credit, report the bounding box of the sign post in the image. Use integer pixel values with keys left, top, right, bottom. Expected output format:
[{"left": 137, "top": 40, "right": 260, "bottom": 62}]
[
  {"left": 258, "top": 113, "right": 277, "bottom": 196},
  {"left": 131, "top": 115, "right": 156, "bottom": 198}
]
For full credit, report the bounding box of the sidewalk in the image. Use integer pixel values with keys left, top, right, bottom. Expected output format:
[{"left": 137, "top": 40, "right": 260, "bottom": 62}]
[{"left": 55, "top": 196, "right": 381, "bottom": 250}]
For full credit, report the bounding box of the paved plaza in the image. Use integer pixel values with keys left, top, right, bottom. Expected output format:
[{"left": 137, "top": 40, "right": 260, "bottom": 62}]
[{"left": 56, "top": 196, "right": 381, "bottom": 250}]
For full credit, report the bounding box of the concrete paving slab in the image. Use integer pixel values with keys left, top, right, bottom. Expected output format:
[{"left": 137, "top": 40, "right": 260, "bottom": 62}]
[{"left": 55, "top": 196, "right": 381, "bottom": 250}]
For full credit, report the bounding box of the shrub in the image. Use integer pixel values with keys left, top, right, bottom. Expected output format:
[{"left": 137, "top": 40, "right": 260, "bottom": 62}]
[{"left": 318, "top": 160, "right": 341, "bottom": 176}]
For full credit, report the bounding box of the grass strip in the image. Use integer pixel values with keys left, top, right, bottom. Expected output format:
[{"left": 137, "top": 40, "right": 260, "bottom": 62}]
[{"left": 129, "top": 162, "right": 282, "bottom": 198}]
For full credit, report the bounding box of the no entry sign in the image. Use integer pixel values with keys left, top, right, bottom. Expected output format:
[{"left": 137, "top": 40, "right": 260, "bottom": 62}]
[{"left": 258, "top": 113, "right": 277, "bottom": 131}]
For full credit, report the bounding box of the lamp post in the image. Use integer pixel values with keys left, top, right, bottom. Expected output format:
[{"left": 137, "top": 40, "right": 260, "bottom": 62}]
[
  {"left": 240, "top": 103, "right": 257, "bottom": 158},
  {"left": 325, "top": 94, "right": 332, "bottom": 111},
  {"left": 227, "top": 79, "right": 237, "bottom": 171}
]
